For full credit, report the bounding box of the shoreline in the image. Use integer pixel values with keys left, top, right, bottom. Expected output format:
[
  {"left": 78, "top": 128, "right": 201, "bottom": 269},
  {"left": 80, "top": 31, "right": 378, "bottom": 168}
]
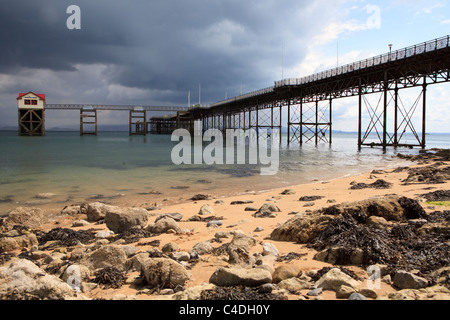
[{"left": 0, "top": 150, "right": 449, "bottom": 300}]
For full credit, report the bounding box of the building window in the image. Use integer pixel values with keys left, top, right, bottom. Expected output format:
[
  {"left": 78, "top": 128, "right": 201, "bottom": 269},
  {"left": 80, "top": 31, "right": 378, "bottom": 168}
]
[
  {"left": 25, "top": 100, "right": 31, "bottom": 105},
  {"left": 31, "top": 100, "right": 38, "bottom": 105}
]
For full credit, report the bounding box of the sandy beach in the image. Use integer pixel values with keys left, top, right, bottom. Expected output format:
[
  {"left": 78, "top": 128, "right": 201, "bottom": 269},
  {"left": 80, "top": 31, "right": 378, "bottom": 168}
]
[{"left": 0, "top": 149, "right": 449, "bottom": 301}]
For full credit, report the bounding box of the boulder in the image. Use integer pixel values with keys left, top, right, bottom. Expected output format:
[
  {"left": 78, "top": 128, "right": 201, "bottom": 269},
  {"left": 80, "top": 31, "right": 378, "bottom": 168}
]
[
  {"left": 105, "top": 207, "right": 149, "bottom": 233},
  {"left": 209, "top": 267, "right": 272, "bottom": 287},
  {"left": 272, "top": 265, "right": 302, "bottom": 283},
  {"left": 271, "top": 212, "right": 333, "bottom": 243},
  {"left": 348, "top": 292, "right": 367, "bottom": 300},
  {"left": 199, "top": 204, "right": 214, "bottom": 216},
  {"left": 190, "top": 241, "right": 213, "bottom": 255},
  {"left": 86, "top": 202, "right": 118, "bottom": 222},
  {"left": 147, "top": 216, "right": 181, "bottom": 234},
  {"left": 383, "top": 285, "right": 450, "bottom": 300},
  {"left": 262, "top": 243, "right": 279, "bottom": 257},
  {"left": 172, "top": 284, "right": 216, "bottom": 300},
  {"left": 314, "top": 247, "right": 364, "bottom": 266},
  {"left": 254, "top": 203, "right": 281, "bottom": 218},
  {"left": 230, "top": 233, "right": 256, "bottom": 251},
  {"left": 141, "top": 258, "right": 190, "bottom": 288},
  {"left": 320, "top": 195, "right": 421, "bottom": 222},
  {"left": 5, "top": 207, "right": 44, "bottom": 229},
  {"left": 61, "top": 205, "right": 82, "bottom": 216},
  {"left": 155, "top": 213, "right": 183, "bottom": 222},
  {"left": 393, "top": 270, "right": 428, "bottom": 290},
  {"left": 79, "top": 245, "right": 127, "bottom": 271},
  {"left": 315, "top": 268, "right": 361, "bottom": 292},
  {"left": 227, "top": 246, "right": 255, "bottom": 267},
  {"left": 0, "top": 259, "right": 80, "bottom": 300},
  {"left": 278, "top": 277, "right": 311, "bottom": 291},
  {"left": 0, "top": 233, "right": 38, "bottom": 253}
]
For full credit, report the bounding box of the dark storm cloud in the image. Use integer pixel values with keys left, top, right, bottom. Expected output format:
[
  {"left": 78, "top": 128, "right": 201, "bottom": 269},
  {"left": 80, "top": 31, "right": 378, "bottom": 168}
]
[{"left": 0, "top": 0, "right": 330, "bottom": 106}]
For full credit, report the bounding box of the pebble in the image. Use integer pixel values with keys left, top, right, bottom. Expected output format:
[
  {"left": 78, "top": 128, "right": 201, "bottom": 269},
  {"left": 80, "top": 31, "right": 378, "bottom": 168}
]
[
  {"left": 207, "top": 220, "right": 223, "bottom": 228},
  {"left": 307, "top": 288, "right": 323, "bottom": 296},
  {"left": 348, "top": 293, "right": 367, "bottom": 300}
]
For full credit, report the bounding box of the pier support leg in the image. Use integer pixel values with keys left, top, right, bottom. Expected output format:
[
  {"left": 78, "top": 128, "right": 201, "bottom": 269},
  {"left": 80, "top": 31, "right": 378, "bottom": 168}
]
[
  {"left": 80, "top": 109, "right": 97, "bottom": 136},
  {"left": 18, "top": 109, "right": 45, "bottom": 136}
]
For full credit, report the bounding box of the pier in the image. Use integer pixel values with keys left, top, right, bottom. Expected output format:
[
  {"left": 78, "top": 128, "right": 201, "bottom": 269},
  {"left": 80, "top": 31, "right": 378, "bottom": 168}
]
[{"left": 17, "top": 35, "right": 450, "bottom": 149}]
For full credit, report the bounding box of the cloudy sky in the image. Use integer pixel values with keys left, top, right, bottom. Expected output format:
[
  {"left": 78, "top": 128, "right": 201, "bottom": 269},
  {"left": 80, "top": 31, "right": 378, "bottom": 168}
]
[{"left": 1, "top": 0, "right": 449, "bottom": 132}]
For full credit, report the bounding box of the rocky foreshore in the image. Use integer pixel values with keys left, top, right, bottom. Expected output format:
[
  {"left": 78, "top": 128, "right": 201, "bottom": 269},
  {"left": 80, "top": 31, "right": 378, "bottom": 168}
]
[{"left": 0, "top": 150, "right": 449, "bottom": 301}]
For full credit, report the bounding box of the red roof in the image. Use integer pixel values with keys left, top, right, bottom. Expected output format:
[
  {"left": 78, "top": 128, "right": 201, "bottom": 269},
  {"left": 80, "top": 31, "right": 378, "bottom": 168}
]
[{"left": 17, "top": 92, "right": 46, "bottom": 101}]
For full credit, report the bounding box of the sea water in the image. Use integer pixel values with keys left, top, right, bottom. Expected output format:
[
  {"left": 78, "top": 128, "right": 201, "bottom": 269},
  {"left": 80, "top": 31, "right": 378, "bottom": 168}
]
[{"left": 0, "top": 131, "right": 449, "bottom": 215}]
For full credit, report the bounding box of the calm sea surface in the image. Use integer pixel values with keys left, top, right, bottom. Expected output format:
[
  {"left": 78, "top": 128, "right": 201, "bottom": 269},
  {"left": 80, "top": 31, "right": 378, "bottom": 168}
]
[{"left": 0, "top": 131, "right": 449, "bottom": 215}]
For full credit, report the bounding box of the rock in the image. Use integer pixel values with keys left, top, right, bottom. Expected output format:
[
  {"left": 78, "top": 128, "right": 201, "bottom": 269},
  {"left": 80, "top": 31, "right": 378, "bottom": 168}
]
[
  {"left": 359, "top": 288, "right": 378, "bottom": 299},
  {"left": 230, "top": 200, "right": 254, "bottom": 205},
  {"left": 315, "top": 268, "right": 361, "bottom": 292},
  {"left": 125, "top": 252, "right": 150, "bottom": 272},
  {"left": 256, "top": 203, "right": 281, "bottom": 213},
  {"left": 72, "top": 220, "right": 90, "bottom": 227},
  {"left": 302, "top": 202, "right": 315, "bottom": 207},
  {"left": 272, "top": 265, "right": 302, "bottom": 283},
  {"left": 5, "top": 207, "right": 44, "bottom": 229},
  {"left": 307, "top": 288, "right": 323, "bottom": 296},
  {"left": 215, "top": 200, "right": 225, "bottom": 205},
  {"left": 147, "top": 217, "right": 181, "bottom": 234},
  {"left": 254, "top": 254, "right": 276, "bottom": 274},
  {"left": 199, "top": 204, "right": 214, "bottom": 216},
  {"left": 190, "top": 241, "right": 213, "bottom": 255},
  {"left": 61, "top": 205, "right": 82, "bottom": 216},
  {"left": 209, "top": 267, "right": 272, "bottom": 287},
  {"left": 230, "top": 233, "right": 256, "bottom": 251},
  {"left": 0, "top": 237, "right": 20, "bottom": 252},
  {"left": 366, "top": 216, "right": 389, "bottom": 227},
  {"left": 214, "top": 231, "right": 236, "bottom": 240},
  {"left": 207, "top": 220, "right": 223, "bottom": 228},
  {"left": 0, "top": 259, "right": 80, "bottom": 300},
  {"left": 121, "top": 245, "right": 140, "bottom": 257},
  {"left": 80, "top": 245, "right": 128, "bottom": 271},
  {"left": 254, "top": 211, "right": 277, "bottom": 218},
  {"left": 348, "top": 292, "right": 367, "bottom": 300},
  {"left": 61, "top": 264, "right": 92, "bottom": 285},
  {"left": 245, "top": 206, "right": 259, "bottom": 212},
  {"left": 319, "top": 195, "right": 423, "bottom": 222},
  {"left": 281, "top": 189, "right": 296, "bottom": 195},
  {"left": 105, "top": 207, "right": 149, "bottom": 233},
  {"left": 314, "top": 247, "right": 364, "bottom": 266},
  {"left": 336, "top": 285, "right": 356, "bottom": 299},
  {"left": 155, "top": 213, "right": 183, "bottom": 222},
  {"left": 191, "top": 194, "right": 212, "bottom": 201},
  {"left": 278, "top": 277, "right": 312, "bottom": 291},
  {"left": 172, "top": 284, "right": 216, "bottom": 300},
  {"left": 393, "top": 270, "right": 428, "bottom": 289},
  {"left": 0, "top": 233, "right": 38, "bottom": 253},
  {"left": 141, "top": 258, "right": 190, "bottom": 288},
  {"left": 299, "top": 196, "right": 324, "bottom": 202},
  {"left": 398, "top": 197, "right": 427, "bottom": 220},
  {"left": 86, "top": 202, "right": 118, "bottom": 222},
  {"left": 254, "top": 227, "right": 264, "bottom": 232},
  {"left": 262, "top": 243, "right": 279, "bottom": 257},
  {"left": 95, "top": 230, "right": 114, "bottom": 238},
  {"left": 383, "top": 285, "right": 450, "bottom": 300},
  {"left": 171, "top": 251, "right": 190, "bottom": 262},
  {"left": 227, "top": 246, "right": 255, "bottom": 267},
  {"left": 162, "top": 242, "right": 179, "bottom": 253},
  {"left": 258, "top": 283, "right": 273, "bottom": 294},
  {"left": 271, "top": 212, "right": 333, "bottom": 243}
]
